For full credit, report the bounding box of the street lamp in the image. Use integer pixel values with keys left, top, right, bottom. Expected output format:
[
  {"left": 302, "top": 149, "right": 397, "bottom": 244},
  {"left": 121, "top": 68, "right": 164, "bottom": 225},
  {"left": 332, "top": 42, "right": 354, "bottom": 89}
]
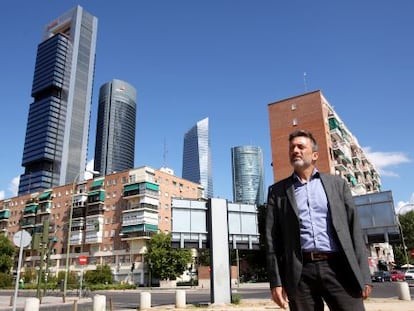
[
  {"left": 63, "top": 169, "right": 99, "bottom": 302},
  {"left": 396, "top": 202, "right": 413, "bottom": 267}
]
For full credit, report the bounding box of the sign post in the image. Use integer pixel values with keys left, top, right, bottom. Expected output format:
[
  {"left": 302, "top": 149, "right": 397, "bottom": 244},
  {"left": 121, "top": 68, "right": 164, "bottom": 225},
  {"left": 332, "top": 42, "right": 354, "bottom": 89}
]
[
  {"left": 78, "top": 256, "right": 87, "bottom": 298},
  {"left": 12, "top": 230, "right": 32, "bottom": 311}
]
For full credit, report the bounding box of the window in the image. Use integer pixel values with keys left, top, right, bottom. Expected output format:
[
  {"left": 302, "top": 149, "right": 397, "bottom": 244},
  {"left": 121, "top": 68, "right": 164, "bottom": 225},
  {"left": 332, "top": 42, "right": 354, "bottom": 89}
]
[
  {"left": 291, "top": 103, "right": 297, "bottom": 110},
  {"left": 293, "top": 118, "right": 298, "bottom": 126}
]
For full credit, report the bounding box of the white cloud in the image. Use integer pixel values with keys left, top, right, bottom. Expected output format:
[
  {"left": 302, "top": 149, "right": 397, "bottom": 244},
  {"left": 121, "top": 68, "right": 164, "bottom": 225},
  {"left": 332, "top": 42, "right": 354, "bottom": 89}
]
[
  {"left": 0, "top": 190, "right": 4, "bottom": 200},
  {"left": 362, "top": 147, "right": 410, "bottom": 177},
  {"left": 396, "top": 193, "right": 414, "bottom": 214},
  {"left": 9, "top": 176, "right": 20, "bottom": 197}
]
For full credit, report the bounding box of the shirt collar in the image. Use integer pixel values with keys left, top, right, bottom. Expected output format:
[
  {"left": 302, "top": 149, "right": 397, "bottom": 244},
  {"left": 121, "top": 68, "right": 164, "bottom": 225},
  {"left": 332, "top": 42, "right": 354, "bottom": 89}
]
[{"left": 293, "top": 168, "right": 320, "bottom": 184}]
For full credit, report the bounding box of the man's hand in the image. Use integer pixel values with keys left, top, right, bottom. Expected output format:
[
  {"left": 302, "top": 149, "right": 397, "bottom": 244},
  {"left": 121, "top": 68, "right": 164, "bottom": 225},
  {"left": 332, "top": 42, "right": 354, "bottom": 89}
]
[
  {"left": 362, "top": 284, "right": 373, "bottom": 299},
  {"left": 271, "top": 286, "right": 289, "bottom": 309}
]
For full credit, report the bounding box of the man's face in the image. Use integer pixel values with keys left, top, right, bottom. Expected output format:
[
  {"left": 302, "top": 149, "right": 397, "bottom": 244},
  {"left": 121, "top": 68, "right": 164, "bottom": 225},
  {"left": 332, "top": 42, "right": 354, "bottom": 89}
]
[{"left": 289, "top": 136, "right": 319, "bottom": 170}]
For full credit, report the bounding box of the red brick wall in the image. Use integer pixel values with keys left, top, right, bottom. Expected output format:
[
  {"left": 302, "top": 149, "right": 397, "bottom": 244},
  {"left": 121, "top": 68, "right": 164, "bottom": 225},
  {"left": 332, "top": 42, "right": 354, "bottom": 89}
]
[{"left": 268, "top": 90, "right": 333, "bottom": 183}]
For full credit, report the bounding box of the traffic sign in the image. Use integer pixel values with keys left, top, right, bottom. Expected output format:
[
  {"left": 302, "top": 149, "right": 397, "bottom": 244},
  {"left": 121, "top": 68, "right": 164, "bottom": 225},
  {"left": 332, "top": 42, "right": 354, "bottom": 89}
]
[
  {"left": 13, "top": 230, "right": 32, "bottom": 248},
  {"left": 79, "top": 255, "right": 88, "bottom": 265}
]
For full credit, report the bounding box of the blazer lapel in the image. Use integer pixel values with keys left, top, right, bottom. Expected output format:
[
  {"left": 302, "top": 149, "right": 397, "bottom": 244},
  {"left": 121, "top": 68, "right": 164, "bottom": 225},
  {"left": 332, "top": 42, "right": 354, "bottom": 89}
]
[
  {"left": 319, "top": 174, "right": 338, "bottom": 222},
  {"left": 285, "top": 176, "right": 299, "bottom": 219}
]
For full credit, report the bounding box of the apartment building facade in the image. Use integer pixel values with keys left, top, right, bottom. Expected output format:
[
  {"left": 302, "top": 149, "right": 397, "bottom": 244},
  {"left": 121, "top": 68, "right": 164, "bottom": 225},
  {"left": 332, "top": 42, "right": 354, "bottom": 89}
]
[
  {"left": 268, "top": 90, "right": 381, "bottom": 195},
  {"left": 1, "top": 166, "right": 202, "bottom": 286}
]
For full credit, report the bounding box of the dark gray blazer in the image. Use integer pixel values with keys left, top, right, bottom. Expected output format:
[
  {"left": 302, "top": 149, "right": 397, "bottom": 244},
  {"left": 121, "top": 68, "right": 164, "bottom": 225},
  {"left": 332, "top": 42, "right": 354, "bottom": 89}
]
[{"left": 265, "top": 172, "right": 372, "bottom": 297}]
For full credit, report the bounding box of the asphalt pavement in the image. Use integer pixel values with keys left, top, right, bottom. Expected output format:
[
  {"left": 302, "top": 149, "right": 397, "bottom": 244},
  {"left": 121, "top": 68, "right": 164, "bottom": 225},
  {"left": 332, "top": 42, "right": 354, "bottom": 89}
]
[{"left": 1, "top": 283, "right": 414, "bottom": 311}]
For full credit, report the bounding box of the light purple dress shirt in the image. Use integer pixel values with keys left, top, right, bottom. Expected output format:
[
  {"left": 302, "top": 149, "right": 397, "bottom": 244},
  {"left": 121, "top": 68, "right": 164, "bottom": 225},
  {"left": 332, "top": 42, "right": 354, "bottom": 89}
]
[{"left": 293, "top": 169, "right": 339, "bottom": 252}]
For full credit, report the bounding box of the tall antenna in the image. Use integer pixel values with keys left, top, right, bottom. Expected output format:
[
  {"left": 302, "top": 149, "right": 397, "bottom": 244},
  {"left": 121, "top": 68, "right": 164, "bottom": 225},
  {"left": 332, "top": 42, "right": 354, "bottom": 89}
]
[
  {"left": 303, "top": 72, "right": 308, "bottom": 92},
  {"left": 163, "top": 137, "right": 168, "bottom": 167}
]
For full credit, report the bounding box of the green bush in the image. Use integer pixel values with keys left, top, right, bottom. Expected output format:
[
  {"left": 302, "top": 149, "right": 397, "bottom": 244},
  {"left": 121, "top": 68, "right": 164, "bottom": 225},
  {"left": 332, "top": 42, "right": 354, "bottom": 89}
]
[
  {"left": 0, "top": 272, "right": 13, "bottom": 288},
  {"left": 84, "top": 264, "right": 113, "bottom": 286},
  {"left": 231, "top": 294, "right": 241, "bottom": 304}
]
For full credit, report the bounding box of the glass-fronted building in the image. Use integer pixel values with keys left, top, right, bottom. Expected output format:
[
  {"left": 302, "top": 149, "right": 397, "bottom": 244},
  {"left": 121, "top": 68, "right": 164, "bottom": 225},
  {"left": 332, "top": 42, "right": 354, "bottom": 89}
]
[
  {"left": 182, "top": 117, "right": 213, "bottom": 198},
  {"left": 231, "top": 146, "right": 265, "bottom": 205},
  {"left": 18, "top": 5, "right": 98, "bottom": 195},
  {"left": 94, "top": 79, "right": 137, "bottom": 176}
]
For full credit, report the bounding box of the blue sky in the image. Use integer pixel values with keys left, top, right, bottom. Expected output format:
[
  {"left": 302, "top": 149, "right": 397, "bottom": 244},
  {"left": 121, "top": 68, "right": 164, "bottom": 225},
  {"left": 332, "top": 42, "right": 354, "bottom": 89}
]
[{"left": 0, "top": 1, "right": 412, "bottom": 211}]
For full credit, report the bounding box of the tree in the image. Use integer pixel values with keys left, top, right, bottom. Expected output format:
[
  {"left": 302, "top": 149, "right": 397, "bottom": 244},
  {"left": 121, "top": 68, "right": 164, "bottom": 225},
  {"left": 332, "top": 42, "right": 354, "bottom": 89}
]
[
  {"left": 145, "top": 232, "right": 192, "bottom": 280},
  {"left": 84, "top": 264, "right": 113, "bottom": 285},
  {"left": 395, "top": 211, "right": 414, "bottom": 265},
  {"left": 0, "top": 234, "right": 15, "bottom": 273}
]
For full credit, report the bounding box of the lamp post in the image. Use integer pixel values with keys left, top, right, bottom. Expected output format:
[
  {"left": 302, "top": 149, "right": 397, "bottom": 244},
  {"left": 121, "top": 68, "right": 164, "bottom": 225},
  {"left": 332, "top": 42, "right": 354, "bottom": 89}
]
[
  {"left": 62, "top": 169, "right": 99, "bottom": 302},
  {"left": 396, "top": 202, "right": 413, "bottom": 267}
]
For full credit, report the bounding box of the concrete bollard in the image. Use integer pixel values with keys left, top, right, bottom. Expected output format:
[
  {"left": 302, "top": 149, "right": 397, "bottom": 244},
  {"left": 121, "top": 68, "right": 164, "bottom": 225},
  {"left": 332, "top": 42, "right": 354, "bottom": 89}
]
[
  {"left": 140, "top": 291, "right": 151, "bottom": 310},
  {"left": 93, "top": 294, "right": 106, "bottom": 311},
  {"left": 175, "top": 289, "right": 186, "bottom": 308},
  {"left": 24, "top": 298, "right": 40, "bottom": 311},
  {"left": 397, "top": 282, "right": 411, "bottom": 301}
]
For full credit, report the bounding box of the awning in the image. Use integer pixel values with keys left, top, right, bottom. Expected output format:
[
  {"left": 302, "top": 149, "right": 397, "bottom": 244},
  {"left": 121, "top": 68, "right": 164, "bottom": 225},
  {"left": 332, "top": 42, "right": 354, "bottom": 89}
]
[
  {"left": 146, "top": 183, "right": 159, "bottom": 191},
  {"left": 0, "top": 210, "right": 10, "bottom": 219},
  {"left": 24, "top": 205, "right": 37, "bottom": 214},
  {"left": 124, "top": 183, "right": 139, "bottom": 192},
  {"left": 38, "top": 190, "right": 52, "bottom": 200},
  {"left": 88, "top": 190, "right": 100, "bottom": 196},
  {"left": 91, "top": 178, "right": 104, "bottom": 188},
  {"left": 121, "top": 223, "right": 158, "bottom": 233}
]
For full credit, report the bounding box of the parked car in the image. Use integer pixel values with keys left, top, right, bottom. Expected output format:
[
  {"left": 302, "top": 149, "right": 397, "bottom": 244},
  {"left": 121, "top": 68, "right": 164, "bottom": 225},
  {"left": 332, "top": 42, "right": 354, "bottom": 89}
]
[
  {"left": 404, "top": 269, "right": 414, "bottom": 281},
  {"left": 371, "top": 271, "right": 391, "bottom": 282},
  {"left": 390, "top": 270, "right": 405, "bottom": 281}
]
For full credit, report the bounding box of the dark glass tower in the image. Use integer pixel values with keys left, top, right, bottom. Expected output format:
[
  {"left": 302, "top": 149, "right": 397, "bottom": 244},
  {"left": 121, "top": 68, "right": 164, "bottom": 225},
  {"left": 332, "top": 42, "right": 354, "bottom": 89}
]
[
  {"left": 182, "top": 117, "right": 213, "bottom": 198},
  {"left": 18, "top": 6, "right": 98, "bottom": 195},
  {"left": 231, "top": 146, "right": 265, "bottom": 205},
  {"left": 94, "top": 79, "right": 137, "bottom": 176}
]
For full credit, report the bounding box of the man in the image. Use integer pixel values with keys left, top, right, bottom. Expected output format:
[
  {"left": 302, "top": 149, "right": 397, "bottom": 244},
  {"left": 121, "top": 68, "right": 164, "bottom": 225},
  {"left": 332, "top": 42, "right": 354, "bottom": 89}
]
[{"left": 265, "top": 130, "right": 372, "bottom": 311}]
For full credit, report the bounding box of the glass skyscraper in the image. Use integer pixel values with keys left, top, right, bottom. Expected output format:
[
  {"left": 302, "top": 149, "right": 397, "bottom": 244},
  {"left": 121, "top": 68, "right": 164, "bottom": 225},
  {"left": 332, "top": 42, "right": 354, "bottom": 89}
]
[
  {"left": 182, "top": 117, "right": 213, "bottom": 198},
  {"left": 94, "top": 79, "right": 137, "bottom": 176},
  {"left": 18, "top": 6, "right": 98, "bottom": 195},
  {"left": 231, "top": 146, "right": 265, "bottom": 205}
]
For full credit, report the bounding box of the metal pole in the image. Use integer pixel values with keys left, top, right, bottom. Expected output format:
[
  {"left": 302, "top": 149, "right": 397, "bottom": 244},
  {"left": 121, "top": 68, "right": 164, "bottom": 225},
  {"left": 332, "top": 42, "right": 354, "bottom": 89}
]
[
  {"left": 79, "top": 267, "right": 83, "bottom": 298},
  {"left": 236, "top": 249, "right": 240, "bottom": 287},
  {"left": 63, "top": 172, "right": 80, "bottom": 302},
  {"left": 12, "top": 233, "right": 24, "bottom": 311},
  {"left": 36, "top": 245, "right": 44, "bottom": 301}
]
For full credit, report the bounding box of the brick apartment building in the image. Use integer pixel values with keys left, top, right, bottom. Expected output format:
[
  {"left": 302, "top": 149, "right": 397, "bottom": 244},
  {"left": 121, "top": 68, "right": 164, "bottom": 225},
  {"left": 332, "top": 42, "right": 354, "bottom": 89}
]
[
  {"left": 0, "top": 166, "right": 203, "bottom": 285},
  {"left": 268, "top": 90, "right": 381, "bottom": 195}
]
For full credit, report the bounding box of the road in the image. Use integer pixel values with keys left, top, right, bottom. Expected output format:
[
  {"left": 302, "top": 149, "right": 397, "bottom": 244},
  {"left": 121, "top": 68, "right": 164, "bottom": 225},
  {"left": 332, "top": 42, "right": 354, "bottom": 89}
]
[{"left": 1, "top": 282, "right": 413, "bottom": 310}]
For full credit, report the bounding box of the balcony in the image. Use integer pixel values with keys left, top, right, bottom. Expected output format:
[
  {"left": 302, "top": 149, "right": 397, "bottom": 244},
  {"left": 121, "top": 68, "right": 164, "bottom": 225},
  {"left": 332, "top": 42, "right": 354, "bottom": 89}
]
[
  {"left": 37, "top": 201, "right": 52, "bottom": 215},
  {"left": 87, "top": 189, "right": 105, "bottom": 204},
  {"left": 38, "top": 190, "right": 52, "bottom": 201},
  {"left": 120, "top": 224, "right": 157, "bottom": 241},
  {"left": 0, "top": 209, "right": 10, "bottom": 220},
  {"left": 23, "top": 203, "right": 38, "bottom": 216},
  {"left": 123, "top": 202, "right": 158, "bottom": 212},
  {"left": 21, "top": 220, "right": 36, "bottom": 228},
  {"left": 70, "top": 231, "right": 84, "bottom": 245},
  {"left": 123, "top": 182, "right": 159, "bottom": 199}
]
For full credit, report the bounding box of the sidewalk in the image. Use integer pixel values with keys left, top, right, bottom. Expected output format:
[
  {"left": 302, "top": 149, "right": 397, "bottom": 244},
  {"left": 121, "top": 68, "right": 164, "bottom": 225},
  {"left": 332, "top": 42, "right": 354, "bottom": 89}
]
[{"left": 1, "top": 295, "right": 414, "bottom": 311}]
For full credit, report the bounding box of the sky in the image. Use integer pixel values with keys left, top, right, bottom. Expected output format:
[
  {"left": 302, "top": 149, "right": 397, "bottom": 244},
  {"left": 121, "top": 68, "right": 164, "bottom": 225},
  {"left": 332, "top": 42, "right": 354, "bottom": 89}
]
[{"left": 0, "top": 1, "right": 412, "bottom": 211}]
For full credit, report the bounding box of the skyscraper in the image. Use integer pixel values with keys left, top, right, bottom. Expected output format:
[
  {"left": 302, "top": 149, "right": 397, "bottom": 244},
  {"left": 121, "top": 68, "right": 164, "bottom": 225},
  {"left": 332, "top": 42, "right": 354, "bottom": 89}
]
[
  {"left": 182, "top": 117, "right": 213, "bottom": 198},
  {"left": 231, "top": 146, "right": 265, "bottom": 205},
  {"left": 94, "top": 79, "right": 137, "bottom": 176},
  {"left": 18, "top": 6, "right": 98, "bottom": 195}
]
